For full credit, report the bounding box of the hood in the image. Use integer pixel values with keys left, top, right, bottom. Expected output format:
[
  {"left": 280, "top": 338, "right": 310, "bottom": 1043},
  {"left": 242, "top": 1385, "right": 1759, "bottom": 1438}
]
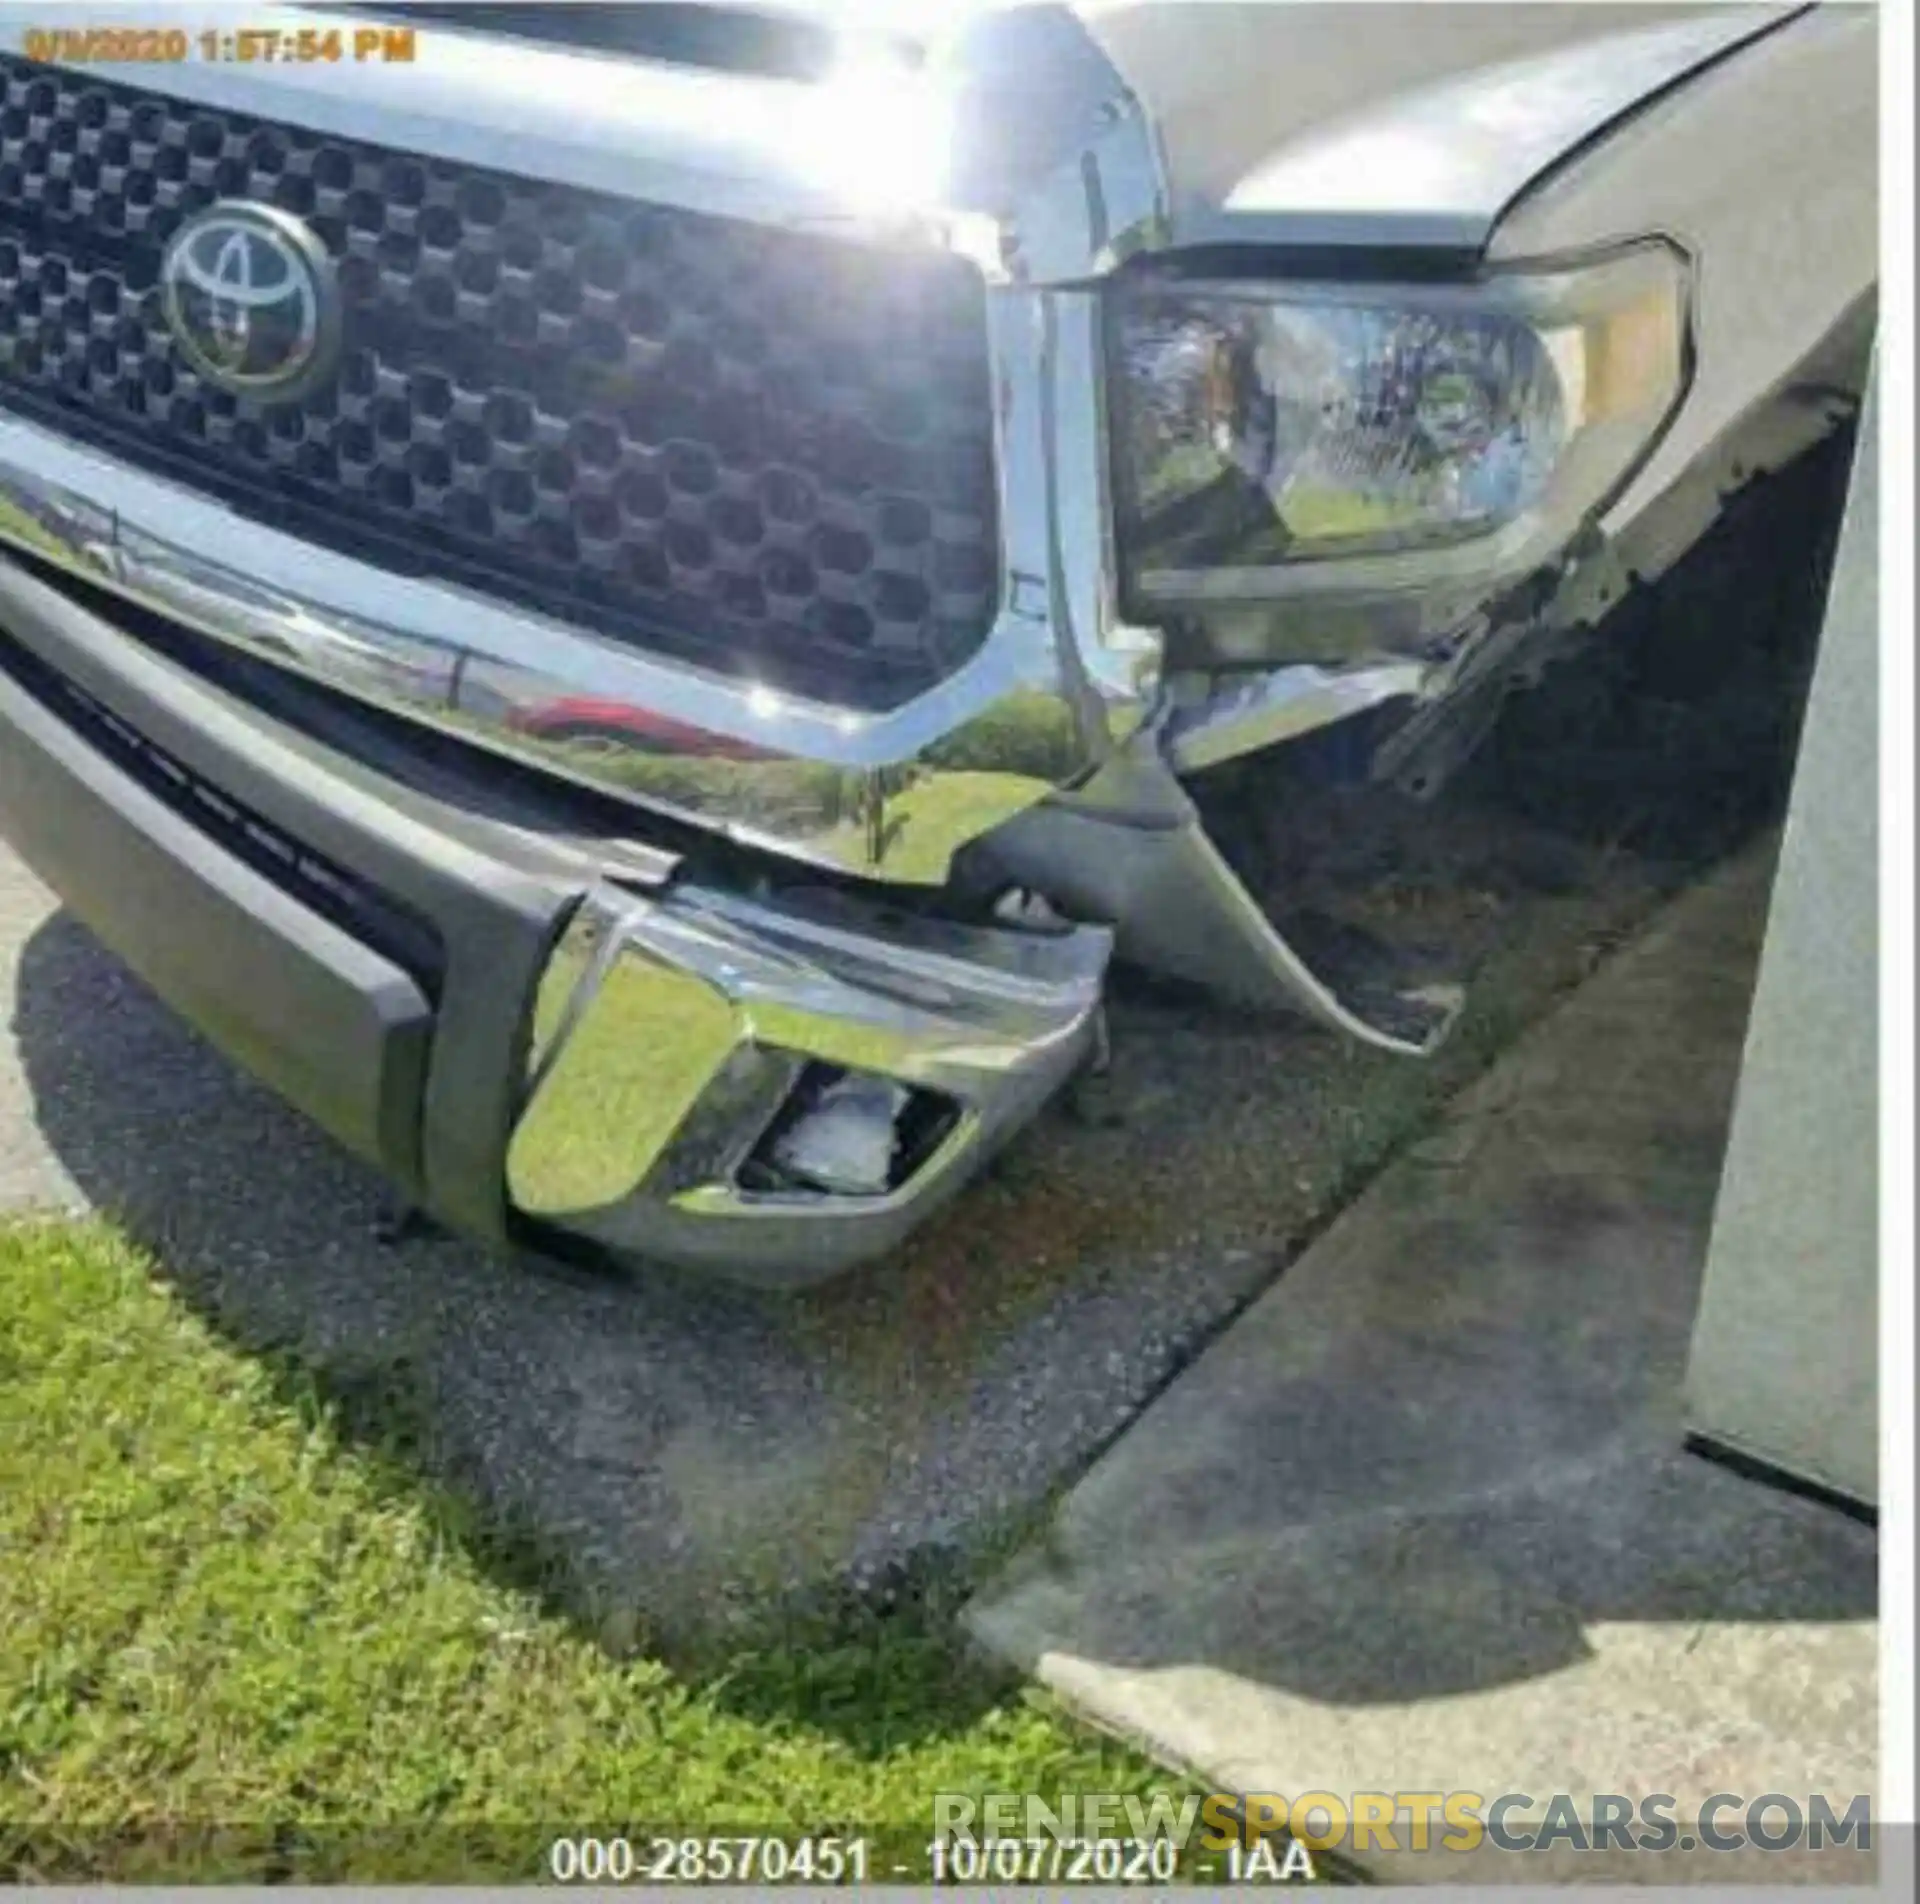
[
  {"left": 281, "top": 4, "right": 1802, "bottom": 259},
  {"left": 620, "top": 2, "right": 1801, "bottom": 250},
  {"left": 739, "top": 2, "right": 1798, "bottom": 251},
  {"left": 1076, "top": 1, "right": 1801, "bottom": 248}
]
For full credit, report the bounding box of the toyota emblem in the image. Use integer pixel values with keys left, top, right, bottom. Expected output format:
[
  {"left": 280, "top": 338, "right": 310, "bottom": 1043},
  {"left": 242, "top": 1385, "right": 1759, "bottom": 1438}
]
[{"left": 159, "top": 201, "right": 341, "bottom": 402}]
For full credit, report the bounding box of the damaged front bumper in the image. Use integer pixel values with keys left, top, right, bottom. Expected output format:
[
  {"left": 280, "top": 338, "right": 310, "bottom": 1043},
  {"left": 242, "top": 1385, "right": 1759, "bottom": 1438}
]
[
  {"left": 0, "top": 316, "right": 1464, "bottom": 1288},
  {"left": 0, "top": 327, "right": 1862, "bottom": 1282},
  {"left": 0, "top": 552, "right": 1108, "bottom": 1286}
]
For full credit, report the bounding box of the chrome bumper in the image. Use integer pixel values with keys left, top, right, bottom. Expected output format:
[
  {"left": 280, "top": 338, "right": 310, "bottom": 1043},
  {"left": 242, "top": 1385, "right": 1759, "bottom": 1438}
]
[
  {"left": 507, "top": 881, "right": 1110, "bottom": 1285},
  {"left": 0, "top": 395, "right": 1458, "bottom": 1064}
]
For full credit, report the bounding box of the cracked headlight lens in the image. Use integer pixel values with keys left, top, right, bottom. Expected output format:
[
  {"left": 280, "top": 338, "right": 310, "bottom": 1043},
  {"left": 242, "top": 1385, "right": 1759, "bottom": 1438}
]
[{"left": 1111, "top": 244, "right": 1690, "bottom": 640}]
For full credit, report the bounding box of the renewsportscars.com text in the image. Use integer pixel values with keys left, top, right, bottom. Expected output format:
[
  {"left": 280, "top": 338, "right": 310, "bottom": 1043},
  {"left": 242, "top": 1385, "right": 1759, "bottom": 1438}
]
[{"left": 931, "top": 1789, "right": 1873, "bottom": 1857}]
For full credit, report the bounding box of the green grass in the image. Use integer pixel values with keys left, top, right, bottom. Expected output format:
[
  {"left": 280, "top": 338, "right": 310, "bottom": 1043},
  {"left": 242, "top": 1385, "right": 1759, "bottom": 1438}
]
[{"left": 0, "top": 1218, "right": 1177, "bottom": 1881}]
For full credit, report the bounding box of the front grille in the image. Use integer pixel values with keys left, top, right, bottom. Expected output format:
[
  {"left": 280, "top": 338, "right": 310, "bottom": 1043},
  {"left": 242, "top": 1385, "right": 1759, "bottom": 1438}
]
[{"left": 0, "top": 54, "right": 1001, "bottom": 712}]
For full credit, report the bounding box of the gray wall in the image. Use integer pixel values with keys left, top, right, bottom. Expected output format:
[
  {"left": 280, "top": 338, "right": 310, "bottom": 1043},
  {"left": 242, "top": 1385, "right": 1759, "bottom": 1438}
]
[{"left": 1684, "top": 370, "right": 1879, "bottom": 1507}]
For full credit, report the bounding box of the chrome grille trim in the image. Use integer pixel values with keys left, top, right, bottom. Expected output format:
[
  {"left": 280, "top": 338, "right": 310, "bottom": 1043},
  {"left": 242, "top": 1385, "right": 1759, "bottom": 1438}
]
[{"left": 0, "top": 387, "right": 1138, "bottom": 882}]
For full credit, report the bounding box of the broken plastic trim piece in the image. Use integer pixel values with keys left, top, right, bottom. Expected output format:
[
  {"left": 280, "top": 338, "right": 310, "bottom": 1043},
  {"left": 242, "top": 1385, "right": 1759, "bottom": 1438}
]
[
  {"left": 760, "top": 1070, "right": 912, "bottom": 1196},
  {"left": 974, "top": 790, "right": 1463, "bottom": 1057}
]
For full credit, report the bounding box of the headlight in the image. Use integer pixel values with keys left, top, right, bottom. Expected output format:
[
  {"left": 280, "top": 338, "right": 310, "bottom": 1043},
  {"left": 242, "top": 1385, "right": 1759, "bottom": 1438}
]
[{"left": 1110, "top": 243, "right": 1690, "bottom": 654}]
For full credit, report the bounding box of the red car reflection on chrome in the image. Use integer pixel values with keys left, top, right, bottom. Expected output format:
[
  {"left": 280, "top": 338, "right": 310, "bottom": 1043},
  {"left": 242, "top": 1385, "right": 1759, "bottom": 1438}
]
[{"left": 505, "top": 696, "right": 777, "bottom": 762}]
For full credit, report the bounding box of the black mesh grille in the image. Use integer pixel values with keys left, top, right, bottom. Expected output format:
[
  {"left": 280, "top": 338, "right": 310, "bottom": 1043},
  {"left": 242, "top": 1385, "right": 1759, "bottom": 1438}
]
[{"left": 0, "top": 55, "right": 1001, "bottom": 712}]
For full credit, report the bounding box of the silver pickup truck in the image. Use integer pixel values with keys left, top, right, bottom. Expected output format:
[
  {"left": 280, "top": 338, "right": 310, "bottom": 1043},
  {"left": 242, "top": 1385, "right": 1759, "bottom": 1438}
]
[{"left": 0, "top": 3, "right": 1877, "bottom": 1283}]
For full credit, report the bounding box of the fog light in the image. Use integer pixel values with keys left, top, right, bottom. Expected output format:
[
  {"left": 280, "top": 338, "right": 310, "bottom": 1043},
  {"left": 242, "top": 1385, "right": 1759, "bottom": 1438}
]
[{"left": 745, "top": 1063, "right": 961, "bottom": 1198}]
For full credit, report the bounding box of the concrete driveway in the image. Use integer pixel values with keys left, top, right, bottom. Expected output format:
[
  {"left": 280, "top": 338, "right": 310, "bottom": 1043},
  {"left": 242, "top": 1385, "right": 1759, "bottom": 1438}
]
[{"left": 966, "top": 849, "right": 1877, "bottom": 1881}]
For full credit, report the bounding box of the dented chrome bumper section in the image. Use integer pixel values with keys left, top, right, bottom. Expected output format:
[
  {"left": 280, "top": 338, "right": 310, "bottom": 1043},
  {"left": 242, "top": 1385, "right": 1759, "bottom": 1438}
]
[
  {"left": 0, "top": 371, "right": 1456, "bottom": 1066},
  {"left": 0, "top": 395, "right": 1462, "bottom": 1064},
  {"left": 507, "top": 882, "right": 1110, "bottom": 1285}
]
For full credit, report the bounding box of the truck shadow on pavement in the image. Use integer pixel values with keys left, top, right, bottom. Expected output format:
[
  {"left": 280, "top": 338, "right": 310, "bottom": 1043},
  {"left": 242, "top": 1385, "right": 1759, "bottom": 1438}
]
[
  {"left": 3, "top": 899, "right": 1384, "bottom": 1659},
  {"left": 6, "top": 904, "right": 1033, "bottom": 1744}
]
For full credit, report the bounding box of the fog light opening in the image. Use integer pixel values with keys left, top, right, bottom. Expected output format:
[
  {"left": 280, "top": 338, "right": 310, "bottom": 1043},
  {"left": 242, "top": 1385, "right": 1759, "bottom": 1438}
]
[{"left": 742, "top": 1063, "right": 961, "bottom": 1199}]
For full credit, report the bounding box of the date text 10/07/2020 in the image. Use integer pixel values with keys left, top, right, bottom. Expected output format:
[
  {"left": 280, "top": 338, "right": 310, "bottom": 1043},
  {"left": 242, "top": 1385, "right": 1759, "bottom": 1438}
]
[{"left": 21, "top": 25, "right": 417, "bottom": 64}]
